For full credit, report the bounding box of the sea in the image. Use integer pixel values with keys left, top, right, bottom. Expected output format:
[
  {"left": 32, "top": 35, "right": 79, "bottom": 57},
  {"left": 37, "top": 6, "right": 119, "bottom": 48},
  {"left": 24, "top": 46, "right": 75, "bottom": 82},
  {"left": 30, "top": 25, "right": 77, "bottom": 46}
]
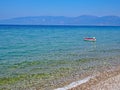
[{"left": 0, "top": 25, "right": 120, "bottom": 90}]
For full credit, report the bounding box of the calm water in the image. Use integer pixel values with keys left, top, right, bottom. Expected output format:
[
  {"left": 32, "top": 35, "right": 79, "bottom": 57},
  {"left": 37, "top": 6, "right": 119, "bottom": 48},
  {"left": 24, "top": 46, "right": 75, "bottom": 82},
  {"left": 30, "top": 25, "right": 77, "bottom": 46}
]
[
  {"left": 0, "top": 25, "right": 120, "bottom": 62},
  {"left": 0, "top": 25, "right": 120, "bottom": 89}
]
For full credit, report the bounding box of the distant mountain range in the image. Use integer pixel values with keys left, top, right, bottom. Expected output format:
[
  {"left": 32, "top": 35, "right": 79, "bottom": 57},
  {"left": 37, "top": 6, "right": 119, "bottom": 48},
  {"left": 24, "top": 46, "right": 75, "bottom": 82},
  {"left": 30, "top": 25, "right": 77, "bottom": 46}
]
[{"left": 0, "top": 15, "right": 120, "bottom": 26}]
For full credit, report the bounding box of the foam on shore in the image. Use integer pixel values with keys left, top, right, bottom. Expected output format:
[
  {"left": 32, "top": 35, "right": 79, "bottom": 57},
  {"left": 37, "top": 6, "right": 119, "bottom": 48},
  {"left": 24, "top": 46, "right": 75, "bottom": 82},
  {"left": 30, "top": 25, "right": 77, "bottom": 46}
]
[{"left": 54, "top": 76, "right": 95, "bottom": 90}]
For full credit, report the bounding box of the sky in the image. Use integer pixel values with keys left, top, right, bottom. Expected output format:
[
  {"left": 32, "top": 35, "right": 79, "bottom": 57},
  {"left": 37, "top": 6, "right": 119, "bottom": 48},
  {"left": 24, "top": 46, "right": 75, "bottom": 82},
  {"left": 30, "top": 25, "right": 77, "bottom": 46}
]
[{"left": 0, "top": 0, "right": 120, "bottom": 20}]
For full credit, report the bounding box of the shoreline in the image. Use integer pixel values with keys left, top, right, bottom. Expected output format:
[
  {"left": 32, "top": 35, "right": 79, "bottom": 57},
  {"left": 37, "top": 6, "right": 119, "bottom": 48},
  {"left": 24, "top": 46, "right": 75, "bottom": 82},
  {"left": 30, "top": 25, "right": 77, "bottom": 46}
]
[
  {"left": 54, "top": 76, "right": 95, "bottom": 90},
  {"left": 54, "top": 65, "right": 120, "bottom": 90}
]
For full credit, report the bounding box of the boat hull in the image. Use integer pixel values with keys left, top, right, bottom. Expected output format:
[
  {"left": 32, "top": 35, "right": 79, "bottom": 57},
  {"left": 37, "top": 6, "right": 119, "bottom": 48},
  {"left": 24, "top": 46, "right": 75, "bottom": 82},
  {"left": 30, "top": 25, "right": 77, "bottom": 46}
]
[{"left": 84, "top": 38, "right": 96, "bottom": 42}]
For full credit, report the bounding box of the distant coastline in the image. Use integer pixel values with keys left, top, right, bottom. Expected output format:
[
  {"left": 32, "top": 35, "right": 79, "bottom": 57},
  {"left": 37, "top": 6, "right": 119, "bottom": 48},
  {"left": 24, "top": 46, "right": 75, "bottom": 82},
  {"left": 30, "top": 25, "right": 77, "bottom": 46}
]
[{"left": 0, "top": 15, "right": 120, "bottom": 26}]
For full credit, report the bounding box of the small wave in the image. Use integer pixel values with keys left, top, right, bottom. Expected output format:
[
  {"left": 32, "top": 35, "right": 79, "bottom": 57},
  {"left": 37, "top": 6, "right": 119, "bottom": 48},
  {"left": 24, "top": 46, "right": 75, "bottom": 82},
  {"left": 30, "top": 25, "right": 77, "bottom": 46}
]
[{"left": 54, "top": 76, "right": 95, "bottom": 90}]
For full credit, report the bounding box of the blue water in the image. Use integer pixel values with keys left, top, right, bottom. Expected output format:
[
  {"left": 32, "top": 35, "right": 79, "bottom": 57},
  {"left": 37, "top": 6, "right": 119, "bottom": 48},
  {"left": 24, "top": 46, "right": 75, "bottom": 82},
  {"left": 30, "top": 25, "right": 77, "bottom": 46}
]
[
  {"left": 0, "top": 25, "right": 120, "bottom": 89},
  {"left": 0, "top": 25, "right": 120, "bottom": 63}
]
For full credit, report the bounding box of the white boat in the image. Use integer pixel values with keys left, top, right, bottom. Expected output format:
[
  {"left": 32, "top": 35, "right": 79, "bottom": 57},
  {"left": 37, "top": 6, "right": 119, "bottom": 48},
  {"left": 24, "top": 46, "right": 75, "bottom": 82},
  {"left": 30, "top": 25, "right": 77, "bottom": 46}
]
[{"left": 84, "top": 37, "right": 96, "bottom": 41}]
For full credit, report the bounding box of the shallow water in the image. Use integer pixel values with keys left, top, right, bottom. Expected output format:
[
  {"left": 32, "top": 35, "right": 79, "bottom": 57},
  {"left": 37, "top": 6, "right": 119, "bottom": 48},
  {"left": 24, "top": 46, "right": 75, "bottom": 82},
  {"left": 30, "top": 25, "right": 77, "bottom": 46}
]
[{"left": 0, "top": 25, "right": 120, "bottom": 89}]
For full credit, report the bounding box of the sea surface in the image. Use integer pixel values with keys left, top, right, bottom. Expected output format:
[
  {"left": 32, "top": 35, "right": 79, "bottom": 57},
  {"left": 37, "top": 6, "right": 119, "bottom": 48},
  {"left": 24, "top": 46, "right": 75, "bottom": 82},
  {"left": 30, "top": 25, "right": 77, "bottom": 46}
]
[{"left": 0, "top": 25, "right": 120, "bottom": 89}]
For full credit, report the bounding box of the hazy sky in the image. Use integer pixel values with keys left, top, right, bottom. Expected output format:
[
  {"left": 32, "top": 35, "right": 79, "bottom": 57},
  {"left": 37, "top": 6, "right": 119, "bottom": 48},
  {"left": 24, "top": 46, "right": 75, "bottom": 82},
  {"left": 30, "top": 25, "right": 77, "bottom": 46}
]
[{"left": 0, "top": 0, "right": 120, "bottom": 19}]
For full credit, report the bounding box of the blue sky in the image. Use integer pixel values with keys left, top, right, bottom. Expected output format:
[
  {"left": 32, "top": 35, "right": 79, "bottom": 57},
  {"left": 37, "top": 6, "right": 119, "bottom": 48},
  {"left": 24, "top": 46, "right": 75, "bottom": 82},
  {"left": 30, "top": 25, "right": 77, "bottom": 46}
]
[{"left": 0, "top": 0, "right": 120, "bottom": 19}]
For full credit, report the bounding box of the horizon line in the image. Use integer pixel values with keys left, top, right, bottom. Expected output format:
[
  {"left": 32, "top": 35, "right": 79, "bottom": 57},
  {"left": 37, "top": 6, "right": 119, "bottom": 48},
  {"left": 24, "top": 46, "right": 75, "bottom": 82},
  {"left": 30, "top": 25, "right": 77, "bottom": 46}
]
[
  {"left": 0, "top": 15, "right": 120, "bottom": 20},
  {"left": 0, "top": 24, "right": 120, "bottom": 27}
]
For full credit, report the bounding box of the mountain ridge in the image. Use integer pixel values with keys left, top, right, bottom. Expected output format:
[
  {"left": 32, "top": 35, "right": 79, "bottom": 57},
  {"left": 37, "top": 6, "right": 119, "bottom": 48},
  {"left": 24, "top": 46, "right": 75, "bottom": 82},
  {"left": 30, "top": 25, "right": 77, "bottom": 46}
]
[{"left": 0, "top": 15, "right": 120, "bottom": 26}]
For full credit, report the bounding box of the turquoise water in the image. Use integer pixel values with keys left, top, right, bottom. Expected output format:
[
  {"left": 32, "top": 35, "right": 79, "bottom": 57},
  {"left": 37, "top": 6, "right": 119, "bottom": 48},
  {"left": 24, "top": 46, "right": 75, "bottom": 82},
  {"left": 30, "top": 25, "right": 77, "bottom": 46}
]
[
  {"left": 0, "top": 25, "right": 120, "bottom": 62},
  {"left": 0, "top": 25, "right": 120, "bottom": 89}
]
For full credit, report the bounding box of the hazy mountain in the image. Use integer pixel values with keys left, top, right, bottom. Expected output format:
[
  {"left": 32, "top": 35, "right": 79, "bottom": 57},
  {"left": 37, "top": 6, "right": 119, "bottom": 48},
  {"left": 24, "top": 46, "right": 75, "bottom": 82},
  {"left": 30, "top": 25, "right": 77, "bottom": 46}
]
[{"left": 0, "top": 15, "right": 120, "bottom": 26}]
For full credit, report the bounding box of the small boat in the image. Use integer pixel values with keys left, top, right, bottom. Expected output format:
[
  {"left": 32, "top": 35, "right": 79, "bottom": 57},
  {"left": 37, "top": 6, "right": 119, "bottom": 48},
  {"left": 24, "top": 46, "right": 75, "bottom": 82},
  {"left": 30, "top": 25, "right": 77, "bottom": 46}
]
[{"left": 84, "top": 37, "right": 96, "bottom": 41}]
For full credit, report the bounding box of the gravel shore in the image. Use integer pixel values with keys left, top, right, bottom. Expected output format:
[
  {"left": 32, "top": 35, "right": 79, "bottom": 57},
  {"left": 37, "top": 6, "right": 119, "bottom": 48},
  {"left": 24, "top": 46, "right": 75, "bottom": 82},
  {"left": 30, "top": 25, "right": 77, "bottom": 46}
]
[{"left": 70, "top": 66, "right": 120, "bottom": 90}]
